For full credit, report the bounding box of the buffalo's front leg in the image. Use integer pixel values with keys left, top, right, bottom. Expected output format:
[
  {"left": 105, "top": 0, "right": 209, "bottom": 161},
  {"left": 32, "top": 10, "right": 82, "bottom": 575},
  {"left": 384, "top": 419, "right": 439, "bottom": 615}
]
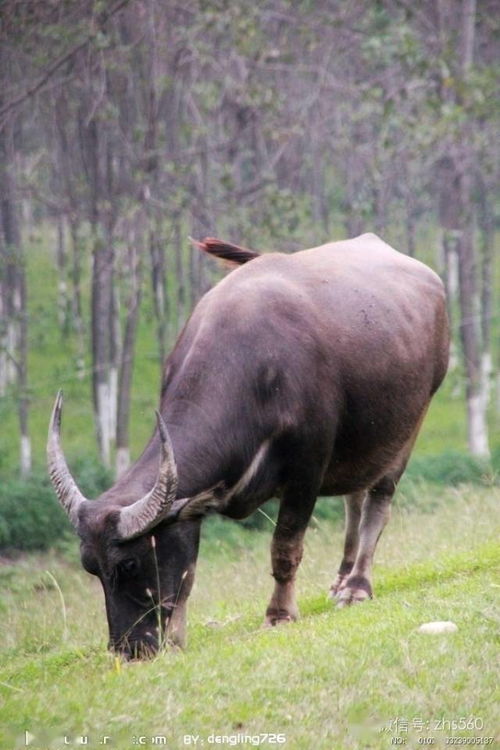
[
  {"left": 165, "top": 601, "right": 187, "bottom": 648},
  {"left": 335, "top": 478, "right": 393, "bottom": 607},
  {"left": 264, "top": 484, "right": 317, "bottom": 626}
]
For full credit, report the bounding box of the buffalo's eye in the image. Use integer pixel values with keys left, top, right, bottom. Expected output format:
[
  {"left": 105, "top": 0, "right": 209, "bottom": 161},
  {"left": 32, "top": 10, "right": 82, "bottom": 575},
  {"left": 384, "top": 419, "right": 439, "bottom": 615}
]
[
  {"left": 117, "top": 558, "right": 139, "bottom": 577},
  {"left": 81, "top": 550, "right": 99, "bottom": 576}
]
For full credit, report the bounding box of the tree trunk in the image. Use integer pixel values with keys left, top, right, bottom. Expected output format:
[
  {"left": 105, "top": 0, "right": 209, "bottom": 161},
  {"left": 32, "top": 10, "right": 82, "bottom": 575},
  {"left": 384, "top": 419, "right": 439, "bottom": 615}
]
[
  {"left": 55, "top": 216, "right": 70, "bottom": 335},
  {"left": 0, "top": 108, "right": 31, "bottom": 475},
  {"left": 174, "top": 218, "right": 186, "bottom": 333},
  {"left": 403, "top": 179, "right": 418, "bottom": 258},
  {"left": 109, "top": 271, "right": 120, "bottom": 445},
  {"left": 150, "top": 220, "right": 167, "bottom": 365},
  {"left": 116, "top": 239, "right": 143, "bottom": 477},
  {"left": 0, "top": 252, "right": 7, "bottom": 396},
  {"left": 311, "top": 138, "right": 329, "bottom": 237},
  {"left": 68, "top": 217, "right": 86, "bottom": 379},
  {"left": 477, "top": 180, "right": 494, "bottom": 414},
  {"left": 457, "top": 0, "right": 489, "bottom": 457},
  {"left": 18, "top": 260, "right": 31, "bottom": 477},
  {"left": 54, "top": 92, "right": 85, "bottom": 361},
  {"left": 456, "top": 170, "right": 489, "bottom": 457},
  {"left": 91, "top": 231, "right": 115, "bottom": 467},
  {"left": 83, "top": 107, "right": 119, "bottom": 467},
  {"left": 441, "top": 229, "right": 460, "bottom": 320}
]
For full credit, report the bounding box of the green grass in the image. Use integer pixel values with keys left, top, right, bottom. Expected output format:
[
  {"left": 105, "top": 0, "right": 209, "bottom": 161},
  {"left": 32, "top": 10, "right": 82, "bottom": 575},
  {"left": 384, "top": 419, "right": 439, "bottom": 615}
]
[{"left": 1, "top": 485, "right": 499, "bottom": 749}]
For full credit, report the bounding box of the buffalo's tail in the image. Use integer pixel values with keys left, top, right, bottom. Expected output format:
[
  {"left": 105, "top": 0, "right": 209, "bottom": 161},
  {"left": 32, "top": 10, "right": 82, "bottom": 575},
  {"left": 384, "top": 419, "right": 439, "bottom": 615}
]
[{"left": 191, "top": 237, "right": 260, "bottom": 267}]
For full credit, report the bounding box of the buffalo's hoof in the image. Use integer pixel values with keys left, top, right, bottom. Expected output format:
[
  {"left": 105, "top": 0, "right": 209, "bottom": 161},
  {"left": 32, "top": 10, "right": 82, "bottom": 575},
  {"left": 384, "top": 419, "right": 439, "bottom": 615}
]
[
  {"left": 263, "top": 607, "right": 297, "bottom": 627},
  {"left": 335, "top": 587, "right": 371, "bottom": 608},
  {"left": 333, "top": 575, "right": 372, "bottom": 608},
  {"left": 329, "top": 574, "right": 347, "bottom": 598}
]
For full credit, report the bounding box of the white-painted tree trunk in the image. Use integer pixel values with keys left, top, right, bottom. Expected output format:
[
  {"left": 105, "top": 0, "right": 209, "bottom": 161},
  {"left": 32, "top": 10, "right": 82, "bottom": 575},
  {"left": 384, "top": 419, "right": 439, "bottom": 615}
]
[
  {"left": 467, "top": 392, "right": 490, "bottom": 458},
  {"left": 447, "top": 246, "right": 459, "bottom": 298},
  {"left": 0, "top": 289, "right": 6, "bottom": 395},
  {"left": 448, "top": 340, "right": 460, "bottom": 376},
  {"left": 0, "top": 352, "right": 6, "bottom": 395},
  {"left": 7, "top": 321, "right": 17, "bottom": 384},
  {"left": 0, "top": 321, "right": 7, "bottom": 396},
  {"left": 481, "top": 351, "right": 492, "bottom": 407},
  {"left": 97, "top": 382, "right": 112, "bottom": 468},
  {"left": 109, "top": 365, "right": 118, "bottom": 444},
  {"left": 496, "top": 370, "right": 500, "bottom": 416},
  {"left": 115, "top": 446, "right": 130, "bottom": 478},
  {"left": 20, "top": 434, "right": 32, "bottom": 478},
  {"left": 75, "top": 352, "right": 85, "bottom": 381}
]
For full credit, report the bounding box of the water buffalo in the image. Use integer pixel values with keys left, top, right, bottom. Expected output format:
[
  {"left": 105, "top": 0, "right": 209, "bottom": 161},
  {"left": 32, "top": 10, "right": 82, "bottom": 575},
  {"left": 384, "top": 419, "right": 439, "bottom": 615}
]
[{"left": 48, "top": 233, "right": 449, "bottom": 659}]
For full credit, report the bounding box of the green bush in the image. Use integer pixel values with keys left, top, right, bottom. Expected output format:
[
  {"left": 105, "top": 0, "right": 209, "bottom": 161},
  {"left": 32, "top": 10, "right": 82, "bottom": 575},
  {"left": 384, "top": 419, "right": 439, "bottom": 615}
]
[
  {"left": 0, "top": 473, "right": 71, "bottom": 551},
  {"left": 0, "top": 459, "right": 112, "bottom": 552},
  {"left": 404, "top": 450, "right": 496, "bottom": 486},
  {"left": 69, "top": 455, "right": 113, "bottom": 498},
  {"left": 490, "top": 444, "right": 500, "bottom": 476}
]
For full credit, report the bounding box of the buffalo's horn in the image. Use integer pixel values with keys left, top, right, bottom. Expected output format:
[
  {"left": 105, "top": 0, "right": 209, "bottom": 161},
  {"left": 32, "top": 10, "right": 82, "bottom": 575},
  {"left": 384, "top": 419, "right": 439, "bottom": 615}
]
[
  {"left": 47, "top": 391, "right": 89, "bottom": 528},
  {"left": 116, "top": 411, "right": 178, "bottom": 540}
]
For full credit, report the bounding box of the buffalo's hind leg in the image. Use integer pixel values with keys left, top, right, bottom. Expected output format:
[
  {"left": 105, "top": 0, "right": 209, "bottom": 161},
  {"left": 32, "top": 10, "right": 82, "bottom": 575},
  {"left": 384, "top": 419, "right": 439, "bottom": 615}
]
[
  {"left": 334, "top": 477, "right": 394, "bottom": 607},
  {"left": 329, "top": 490, "right": 366, "bottom": 597},
  {"left": 331, "top": 414, "right": 427, "bottom": 607},
  {"left": 264, "top": 479, "right": 318, "bottom": 627}
]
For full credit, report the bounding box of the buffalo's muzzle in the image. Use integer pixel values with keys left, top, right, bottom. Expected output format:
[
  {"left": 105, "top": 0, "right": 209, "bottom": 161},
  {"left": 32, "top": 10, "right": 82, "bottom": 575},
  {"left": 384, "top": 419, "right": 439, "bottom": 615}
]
[{"left": 110, "top": 631, "right": 160, "bottom": 660}]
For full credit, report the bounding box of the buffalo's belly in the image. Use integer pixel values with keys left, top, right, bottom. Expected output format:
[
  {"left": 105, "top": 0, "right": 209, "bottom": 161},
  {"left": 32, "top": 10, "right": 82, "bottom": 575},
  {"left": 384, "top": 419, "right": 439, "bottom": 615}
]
[
  {"left": 320, "top": 441, "right": 407, "bottom": 495},
  {"left": 319, "top": 464, "right": 388, "bottom": 496},
  {"left": 320, "top": 410, "right": 423, "bottom": 495}
]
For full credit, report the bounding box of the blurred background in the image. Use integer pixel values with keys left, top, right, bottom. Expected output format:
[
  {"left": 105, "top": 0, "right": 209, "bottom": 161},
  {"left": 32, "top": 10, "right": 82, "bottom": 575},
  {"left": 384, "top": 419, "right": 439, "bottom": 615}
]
[{"left": 0, "top": 0, "right": 498, "bottom": 551}]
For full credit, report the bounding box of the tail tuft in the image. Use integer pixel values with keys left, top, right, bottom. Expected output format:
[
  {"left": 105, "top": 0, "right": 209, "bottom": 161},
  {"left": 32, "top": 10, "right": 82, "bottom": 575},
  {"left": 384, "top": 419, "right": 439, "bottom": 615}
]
[{"left": 190, "top": 237, "right": 260, "bottom": 267}]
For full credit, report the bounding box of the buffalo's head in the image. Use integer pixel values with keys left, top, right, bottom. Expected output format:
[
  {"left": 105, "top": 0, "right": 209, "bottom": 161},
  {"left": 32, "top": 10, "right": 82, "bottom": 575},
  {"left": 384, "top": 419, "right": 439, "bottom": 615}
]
[{"left": 47, "top": 392, "right": 207, "bottom": 659}]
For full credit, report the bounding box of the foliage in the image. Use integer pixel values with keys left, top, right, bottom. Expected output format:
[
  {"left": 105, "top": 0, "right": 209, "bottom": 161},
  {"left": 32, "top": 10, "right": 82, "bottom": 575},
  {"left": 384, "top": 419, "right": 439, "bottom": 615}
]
[
  {"left": 0, "top": 473, "right": 71, "bottom": 552},
  {"left": 0, "top": 461, "right": 111, "bottom": 552},
  {"left": 404, "top": 450, "right": 498, "bottom": 487},
  {"left": 69, "top": 456, "right": 114, "bottom": 498}
]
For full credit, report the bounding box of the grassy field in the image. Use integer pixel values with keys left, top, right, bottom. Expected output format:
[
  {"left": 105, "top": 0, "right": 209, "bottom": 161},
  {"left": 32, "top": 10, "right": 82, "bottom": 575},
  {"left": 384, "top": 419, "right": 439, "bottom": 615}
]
[{"left": 1, "top": 484, "right": 499, "bottom": 750}]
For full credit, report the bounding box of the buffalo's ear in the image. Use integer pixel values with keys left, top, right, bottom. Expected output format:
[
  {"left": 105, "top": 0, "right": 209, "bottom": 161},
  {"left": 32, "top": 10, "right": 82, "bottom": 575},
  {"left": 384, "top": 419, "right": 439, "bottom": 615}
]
[
  {"left": 165, "top": 484, "right": 226, "bottom": 523},
  {"left": 177, "top": 495, "right": 219, "bottom": 521}
]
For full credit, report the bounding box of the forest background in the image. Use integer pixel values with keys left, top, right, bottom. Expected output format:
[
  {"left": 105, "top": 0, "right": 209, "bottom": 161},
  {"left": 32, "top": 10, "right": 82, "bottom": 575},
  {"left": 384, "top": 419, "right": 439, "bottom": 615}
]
[{"left": 0, "top": 0, "right": 499, "bottom": 551}]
